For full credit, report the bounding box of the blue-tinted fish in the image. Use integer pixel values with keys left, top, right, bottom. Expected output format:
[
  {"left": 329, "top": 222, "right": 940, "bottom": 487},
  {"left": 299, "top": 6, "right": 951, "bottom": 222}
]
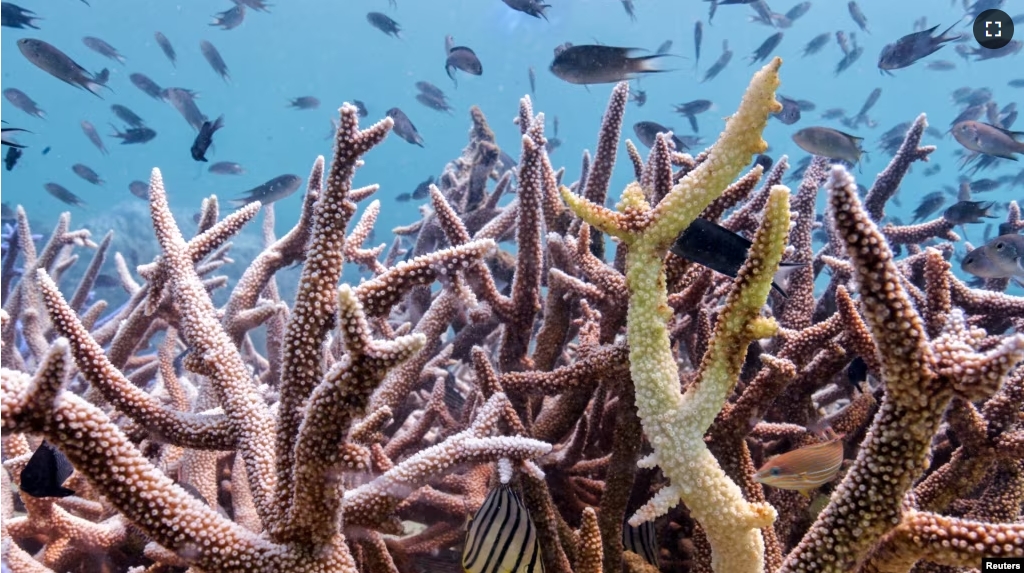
[
  {"left": 670, "top": 218, "right": 803, "bottom": 296},
  {"left": 230, "top": 174, "right": 303, "bottom": 207},
  {"left": 701, "top": 40, "right": 732, "bottom": 83},
  {"left": 209, "top": 161, "right": 245, "bottom": 175},
  {"left": 802, "top": 32, "right": 830, "bottom": 57},
  {"left": 200, "top": 40, "right": 230, "bottom": 82},
  {"left": 18, "top": 38, "right": 106, "bottom": 97},
  {"left": 748, "top": 32, "right": 783, "bottom": 65},
  {"left": 288, "top": 96, "right": 319, "bottom": 110},
  {"left": 792, "top": 127, "right": 863, "bottom": 164},
  {"left": 80, "top": 120, "right": 107, "bottom": 155},
  {"left": 943, "top": 201, "right": 996, "bottom": 226},
  {"left": 462, "top": 484, "right": 542, "bottom": 573},
  {"left": 633, "top": 121, "right": 688, "bottom": 150},
  {"left": 130, "top": 73, "right": 163, "bottom": 99},
  {"left": 111, "top": 125, "right": 156, "bottom": 145},
  {"left": 72, "top": 163, "right": 104, "bottom": 185},
  {"left": 191, "top": 115, "right": 224, "bottom": 162},
  {"left": 82, "top": 36, "right": 125, "bottom": 65},
  {"left": 952, "top": 121, "right": 1024, "bottom": 161},
  {"left": 154, "top": 32, "right": 176, "bottom": 66},
  {"left": 111, "top": 104, "right": 145, "bottom": 128},
  {"left": 2, "top": 2, "right": 40, "bottom": 29},
  {"left": 44, "top": 183, "right": 86, "bottom": 208},
  {"left": 501, "top": 0, "right": 550, "bottom": 20},
  {"left": 877, "top": 23, "right": 959, "bottom": 74},
  {"left": 386, "top": 107, "right": 424, "bottom": 147},
  {"left": 847, "top": 1, "right": 869, "bottom": 33},
  {"left": 367, "top": 12, "right": 401, "bottom": 38},
  {"left": 911, "top": 191, "right": 945, "bottom": 223},
  {"left": 5, "top": 146, "right": 22, "bottom": 171},
  {"left": 550, "top": 45, "right": 672, "bottom": 85},
  {"left": 211, "top": 4, "right": 246, "bottom": 30},
  {"left": 4, "top": 88, "right": 45, "bottom": 119},
  {"left": 528, "top": 66, "right": 536, "bottom": 94},
  {"left": 20, "top": 441, "right": 76, "bottom": 498},
  {"left": 694, "top": 20, "right": 703, "bottom": 69},
  {"left": 446, "top": 45, "right": 482, "bottom": 84},
  {"left": 128, "top": 180, "right": 149, "bottom": 199},
  {"left": 163, "top": 87, "right": 206, "bottom": 131},
  {"left": 754, "top": 436, "right": 845, "bottom": 498}
]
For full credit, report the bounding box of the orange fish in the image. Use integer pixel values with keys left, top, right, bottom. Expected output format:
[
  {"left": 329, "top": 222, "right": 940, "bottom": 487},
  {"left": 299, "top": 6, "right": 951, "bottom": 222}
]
[{"left": 754, "top": 437, "right": 844, "bottom": 498}]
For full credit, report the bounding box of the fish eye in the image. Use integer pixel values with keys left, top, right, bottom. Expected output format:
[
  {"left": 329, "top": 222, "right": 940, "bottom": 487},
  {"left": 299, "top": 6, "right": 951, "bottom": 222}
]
[
  {"left": 770, "top": 467, "right": 782, "bottom": 476},
  {"left": 964, "top": 256, "right": 974, "bottom": 264},
  {"left": 996, "top": 242, "right": 1005, "bottom": 250}
]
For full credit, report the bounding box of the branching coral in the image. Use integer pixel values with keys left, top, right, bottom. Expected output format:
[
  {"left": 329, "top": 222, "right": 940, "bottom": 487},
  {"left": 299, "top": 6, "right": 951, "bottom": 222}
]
[{"left": 3, "top": 56, "right": 1023, "bottom": 573}]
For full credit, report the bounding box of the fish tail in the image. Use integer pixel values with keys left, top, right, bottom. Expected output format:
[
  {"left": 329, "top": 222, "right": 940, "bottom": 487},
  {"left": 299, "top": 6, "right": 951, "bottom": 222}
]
[{"left": 82, "top": 80, "right": 106, "bottom": 99}]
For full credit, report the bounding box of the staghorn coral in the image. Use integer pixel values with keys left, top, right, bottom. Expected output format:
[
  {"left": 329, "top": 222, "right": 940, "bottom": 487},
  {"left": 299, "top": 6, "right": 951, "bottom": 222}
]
[{"left": 2, "top": 60, "right": 1023, "bottom": 573}]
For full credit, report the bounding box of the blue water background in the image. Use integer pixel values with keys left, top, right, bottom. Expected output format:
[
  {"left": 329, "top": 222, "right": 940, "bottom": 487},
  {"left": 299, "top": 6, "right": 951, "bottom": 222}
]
[{"left": 1, "top": 0, "right": 1021, "bottom": 292}]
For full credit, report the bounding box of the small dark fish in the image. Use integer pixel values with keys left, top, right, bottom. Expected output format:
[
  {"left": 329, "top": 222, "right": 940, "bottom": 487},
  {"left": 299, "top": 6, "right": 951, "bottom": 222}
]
[
  {"left": 395, "top": 192, "right": 413, "bottom": 202},
  {"left": 209, "top": 161, "right": 245, "bottom": 175},
  {"left": 416, "top": 81, "right": 447, "bottom": 100},
  {"left": 416, "top": 93, "right": 454, "bottom": 114},
  {"left": 386, "top": 107, "right": 424, "bottom": 147},
  {"left": 528, "top": 66, "right": 536, "bottom": 94},
  {"left": 821, "top": 108, "right": 846, "bottom": 120},
  {"left": 4, "top": 146, "right": 22, "bottom": 171},
  {"left": 44, "top": 182, "right": 86, "bottom": 207},
  {"left": 656, "top": 40, "right": 673, "bottom": 55},
  {"left": 748, "top": 32, "right": 783, "bottom": 65},
  {"left": 674, "top": 99, "right": 712, "bottom": 132},
  {"left": 550, "top": 44, "right": 671, "bottom": 85},
  {"left": 41, "top": 146, "right": 50, "bottom": 155},
  {"left": 792, "top": 127, "right": 863, "bottom": 163},
  {"left": 878, "top": 24, "right": 959, "bottom": 73},
  {"left": 463, "top": 484, "right": 542, "bottom": 573},
  {"left": 288, "top": 96, "right": 320, "bottom": 110},
  {"left": 200, "top": 40, "right": 230, "bottom": 82},
  {"left": 2, "top": 2, "right": 41, "bottom": 29},
  {"left": 191, "top": 115, "right": 224, "bottom": 161},
  {"left": 367, "top": 12, "right": 401, "bottom": 38},
  {"left": 633, "top": 121, "right": 688, "bottom": 150},
  {"left": 111, "top": 104, "right": 145, "bottom": 128},
  {"left": 83, "top": 36, "right": 125, "bottom": 65},
  {"left": 92, "top": 274, "right": 119, "bottom": 289},
  {"left": 1009, "top": 79, "right": 1024, "bottom": 88},
  {"left": 754, "top": 437, "right": 845, "bottom": 497},
  {"left": 702, "top": 40, "right": 733, "bottom": 83},
  {"left": 233, "top": 0, "right": 270, "bottom": 12},
  {"left": 672, "top": 218, "right": 802, "bottom": 296},
  {"left": 353, "top": 100, "right": 368, "bottom": 118},
  {"left": 785, "top": 1, "right": 812, "bottom": 22},
  {"left": 20, "top": 441, "right": 75, "bottom": 498},
  {"left": 545, "top": 137, "right": 562, "bottom": 153},
  {"left": 847, "top": 1, "right": 869, "bottom": 33},
  {"left": 154, "top": 32, "right": 176, "bottom": 67},
  {"left": 630, "top": 89, "right": 647, "bottom": 107},
  {"left": 848, "top": 356, "right": 868, "bottom": 385},
  {"left": 230, "top": 174, "right": 303, "bottom": 207},
  {"left": 774, "top": 96, "right": 802, "bottom": 125},
  {"left": 803, "top": 32, "right": 830, "bottom": 57},
  {"left": 129, "top": 73, "right": 163, "bottom": 99},
  {"left": 694, "top": 21, "right": 704, "bottom": 69},
  {"left": 72, "top": 163, "right": 104, "bottom": 185},
  {"left": 952, "top": 121, "right": 1024, "bottom": 160},
  {"left": 128, "top": 180, "right": 149, "bottom": 199},
  {"left": 412, "top": 176, "right": 435, "bottom": 200},
  {"left": 923, "top": 164, "right": 941, "bottom": 176},
  {"left": 80, "top": 120, "right": 107, "bottom": 155},
  {"left": 912, "top": 191, "right": 945, "bottom": 223},
  {"left": 501, "top": 0, "right": 550, "bottom": 21},
  {"left": 163, "top": 87, "right": 206, "bottom": 131},
  {"left": 944, "top": 201, "right": 996, "bottom": 225},
  {"left": 621, "top": 0, "right": 636, "bottom": 21},
  {"left": 93, "top": 68, "right": 110, "bottom": 86},
  {"left": 3, "top": 88, "right": 45, "bottom": 119},
  {"left": 968, "top": 177, "right": 1002, "bottom": 193},
  {"left": 962, "top": 235, "right": 1024, "bottom": 279},
  {"left": 969, "top": 40, "right": 1023, "bottom": 62},
  {"left": 753, "top": 154, "right": 773, "bottom": 171},
  {"left": 925, "top": 60, "right": 955, "bottom": 71},
  {"left": 18, "top": 38, "right": 106, "bottom": 97},
  {"left": 211, "top": 4, "right": 246, "bottom": 30},
  {"left": 834, "top": 46, "right": 864, "bottom": 76},
  {"left": 111, "top": 125, "right": 157, "bottom": 145},
  {"left": 836, "top": 31, "right": 851, "bottom": 56},
  {"left": 446, "top": 46, "right": 483, "bottom": 84}
]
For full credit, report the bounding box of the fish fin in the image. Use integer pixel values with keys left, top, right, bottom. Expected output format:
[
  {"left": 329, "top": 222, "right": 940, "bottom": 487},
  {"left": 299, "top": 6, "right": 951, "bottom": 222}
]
[
  {"left": 45, "top": 442, "right": 75, "bottom": 485},
  {"left": 82, "top": 80, "right": 106, "bottom": 99},
  {"left": 770, "top": 281, "right": 789, "bottom": 298}
]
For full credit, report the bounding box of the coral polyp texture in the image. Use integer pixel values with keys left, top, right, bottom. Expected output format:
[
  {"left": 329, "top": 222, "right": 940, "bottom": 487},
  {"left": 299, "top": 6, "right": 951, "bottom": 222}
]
[{"left": 3, "top": 60, "right": 1024, "bottom": 573}]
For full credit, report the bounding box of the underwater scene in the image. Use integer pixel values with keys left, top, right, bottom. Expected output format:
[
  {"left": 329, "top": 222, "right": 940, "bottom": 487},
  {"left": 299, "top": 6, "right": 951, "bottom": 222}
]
[{"left": 2, "top": 0, "right": 1024, "bottom": 571}]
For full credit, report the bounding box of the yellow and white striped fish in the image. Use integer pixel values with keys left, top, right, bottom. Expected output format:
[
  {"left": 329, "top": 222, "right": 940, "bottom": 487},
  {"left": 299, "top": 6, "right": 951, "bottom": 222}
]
[
  {"left": 622, "top": 518, "right": 659, "bottom": 567},
  {"left": 463, "top": 484, "right": 544, "bottom": 573},
  {"left": 753, "top": 437, "right": 845, "bottom": 498}
]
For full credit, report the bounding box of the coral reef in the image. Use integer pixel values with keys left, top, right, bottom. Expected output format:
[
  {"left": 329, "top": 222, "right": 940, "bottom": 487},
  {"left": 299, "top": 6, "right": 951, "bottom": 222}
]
[{"left": 3, "top": 59, "right": 1024, "bottom": 573}]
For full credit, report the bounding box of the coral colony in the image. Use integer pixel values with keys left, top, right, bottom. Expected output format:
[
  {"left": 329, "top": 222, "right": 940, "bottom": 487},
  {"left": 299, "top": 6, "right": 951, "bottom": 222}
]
[{"left": 3, "top": 59, "right": 1024, "bottom": 573}]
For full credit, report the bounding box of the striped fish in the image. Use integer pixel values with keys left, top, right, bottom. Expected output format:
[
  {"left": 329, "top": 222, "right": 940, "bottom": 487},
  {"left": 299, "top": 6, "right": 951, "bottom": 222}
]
[
  {"left": 754, "top": 437, "right": 845, "bottom": 498},
  {"left": 462, "top": 484, "right": 543, "bottom": 573},
  {"left": 622, "top": 518, "right": 659, "bottom": 567}
]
